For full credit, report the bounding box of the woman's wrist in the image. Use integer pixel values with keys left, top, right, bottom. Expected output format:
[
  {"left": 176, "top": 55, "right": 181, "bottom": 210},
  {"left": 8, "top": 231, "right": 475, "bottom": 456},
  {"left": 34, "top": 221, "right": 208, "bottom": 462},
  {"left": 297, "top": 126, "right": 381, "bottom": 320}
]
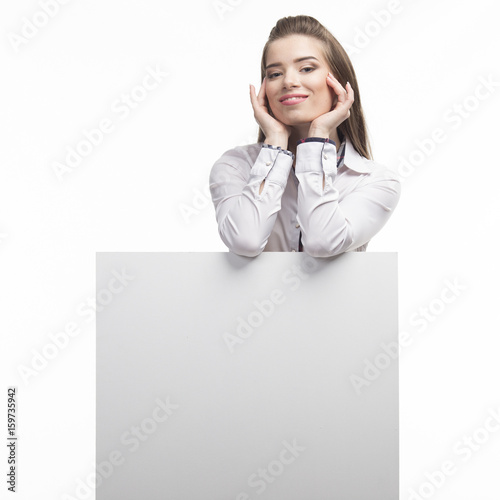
[
  {"left": 307, "top": 127, "right": 330, "bottom": 139},
  {"left": 307, "top": 128, "right": 341, "bottom": 147},
  {"left": 264, "top": 135, "right": 288, "bottom": 150}
]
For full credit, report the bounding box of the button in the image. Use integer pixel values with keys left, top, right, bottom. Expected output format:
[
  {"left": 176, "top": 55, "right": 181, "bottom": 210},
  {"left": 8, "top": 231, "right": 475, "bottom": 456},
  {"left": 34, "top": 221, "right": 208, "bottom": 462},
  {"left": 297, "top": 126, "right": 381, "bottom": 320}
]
[
  {"left": 291, "top": 249, "right": 296, "bottom": 252},
  {"left": 323, "top": 154, "right": 328, "bottom": 160},
  {"left": 266, "top": 161, "right": 272, "bottom": 166},
  {"left": 295, "top": 223, "right": 300, "bottom": 228}
]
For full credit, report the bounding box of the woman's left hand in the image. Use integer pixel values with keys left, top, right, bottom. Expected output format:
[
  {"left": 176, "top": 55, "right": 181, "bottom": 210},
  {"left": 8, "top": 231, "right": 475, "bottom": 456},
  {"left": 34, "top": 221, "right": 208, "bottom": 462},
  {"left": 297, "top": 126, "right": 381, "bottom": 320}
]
[{"left": 308, "top": 74, "right": 354, "bottom": 137}]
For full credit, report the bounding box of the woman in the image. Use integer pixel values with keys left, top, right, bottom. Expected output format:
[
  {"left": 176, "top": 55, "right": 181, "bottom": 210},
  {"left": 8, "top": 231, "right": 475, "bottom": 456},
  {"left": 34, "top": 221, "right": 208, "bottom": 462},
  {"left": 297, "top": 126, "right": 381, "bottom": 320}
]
[{"left": 209, "top": 15, "right": 401, "bottom": 258}]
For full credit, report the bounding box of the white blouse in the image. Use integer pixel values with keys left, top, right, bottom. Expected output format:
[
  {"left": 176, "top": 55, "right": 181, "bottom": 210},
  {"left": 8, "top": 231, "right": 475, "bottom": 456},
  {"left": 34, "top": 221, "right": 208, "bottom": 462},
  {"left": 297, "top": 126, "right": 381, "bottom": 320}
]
[{"left": 209, "top": 137, "right": 401, "bottom": 258}]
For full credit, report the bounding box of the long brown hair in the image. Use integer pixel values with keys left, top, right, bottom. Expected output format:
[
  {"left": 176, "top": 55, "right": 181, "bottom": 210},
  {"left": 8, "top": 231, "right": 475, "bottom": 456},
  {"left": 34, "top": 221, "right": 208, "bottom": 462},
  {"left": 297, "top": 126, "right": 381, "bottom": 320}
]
[{"left": 257, "top": 15, "right": 373, "bottom": 160}]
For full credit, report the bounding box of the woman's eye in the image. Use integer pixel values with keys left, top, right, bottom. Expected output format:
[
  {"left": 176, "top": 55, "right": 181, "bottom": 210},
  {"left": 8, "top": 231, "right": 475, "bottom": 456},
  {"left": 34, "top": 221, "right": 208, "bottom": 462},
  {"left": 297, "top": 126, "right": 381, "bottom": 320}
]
[{"left": 267, "top": 67, "right": 315, "bottom": 79}]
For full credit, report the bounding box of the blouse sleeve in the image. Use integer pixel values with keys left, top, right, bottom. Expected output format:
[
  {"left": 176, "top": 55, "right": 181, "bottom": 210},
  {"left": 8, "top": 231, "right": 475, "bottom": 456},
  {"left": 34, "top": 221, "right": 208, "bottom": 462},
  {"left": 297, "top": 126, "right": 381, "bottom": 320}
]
[
  {"left": 294, "top": 140, "right": 401, "bottom": 258},
  {"left": 209, "top": 144, "right": 294, "bottom": 257}
]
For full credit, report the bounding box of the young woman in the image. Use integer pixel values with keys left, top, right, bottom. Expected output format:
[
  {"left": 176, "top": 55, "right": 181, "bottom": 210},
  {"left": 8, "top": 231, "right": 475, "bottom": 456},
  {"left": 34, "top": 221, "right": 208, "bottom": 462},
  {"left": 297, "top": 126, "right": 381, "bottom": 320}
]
[{"left": 209, "top": 15, "right": 401, "bottom": 258}]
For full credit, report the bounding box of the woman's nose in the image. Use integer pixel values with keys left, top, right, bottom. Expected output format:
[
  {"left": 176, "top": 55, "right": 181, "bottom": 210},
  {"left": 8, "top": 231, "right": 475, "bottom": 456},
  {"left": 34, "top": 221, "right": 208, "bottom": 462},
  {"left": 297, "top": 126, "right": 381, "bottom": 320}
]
[{"left": 282, "top": 71, "right": 300, "bottom": 88}]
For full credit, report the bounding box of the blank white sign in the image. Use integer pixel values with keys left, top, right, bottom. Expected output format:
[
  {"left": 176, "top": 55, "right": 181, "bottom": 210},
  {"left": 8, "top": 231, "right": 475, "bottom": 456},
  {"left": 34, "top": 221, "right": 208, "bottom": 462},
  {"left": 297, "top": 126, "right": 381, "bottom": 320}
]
[{"left": 96, "top": 252, "right": 399, "bottom": 500}]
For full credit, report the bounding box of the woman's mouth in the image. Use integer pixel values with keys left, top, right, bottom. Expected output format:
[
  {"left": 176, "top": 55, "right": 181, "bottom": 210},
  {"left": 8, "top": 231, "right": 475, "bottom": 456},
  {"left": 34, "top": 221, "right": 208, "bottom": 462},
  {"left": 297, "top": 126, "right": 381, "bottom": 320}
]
[{"left": 280, "top": 95, "right": 308, "bottom": 106}]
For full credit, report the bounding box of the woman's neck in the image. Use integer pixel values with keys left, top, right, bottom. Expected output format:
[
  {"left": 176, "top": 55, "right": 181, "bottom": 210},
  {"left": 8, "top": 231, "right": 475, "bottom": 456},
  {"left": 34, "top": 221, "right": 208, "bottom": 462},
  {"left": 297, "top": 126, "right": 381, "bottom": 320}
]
[{"left": 288, "top": 125, "right": 308, "bottom": 158}]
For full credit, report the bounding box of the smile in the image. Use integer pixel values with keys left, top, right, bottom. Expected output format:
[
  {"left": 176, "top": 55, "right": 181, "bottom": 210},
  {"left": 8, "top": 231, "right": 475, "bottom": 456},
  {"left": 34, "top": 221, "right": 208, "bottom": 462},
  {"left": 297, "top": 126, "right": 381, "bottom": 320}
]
[{"left": 280, "top": 96, "right": 308, "bottom": 106}]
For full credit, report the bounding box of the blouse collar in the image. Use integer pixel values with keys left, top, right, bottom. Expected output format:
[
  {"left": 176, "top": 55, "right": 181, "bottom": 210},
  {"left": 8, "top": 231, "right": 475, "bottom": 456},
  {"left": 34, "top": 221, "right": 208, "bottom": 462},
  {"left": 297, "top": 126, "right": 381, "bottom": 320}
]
[{"left": 343, "top": 137, "right": 375, "bottom": 174}]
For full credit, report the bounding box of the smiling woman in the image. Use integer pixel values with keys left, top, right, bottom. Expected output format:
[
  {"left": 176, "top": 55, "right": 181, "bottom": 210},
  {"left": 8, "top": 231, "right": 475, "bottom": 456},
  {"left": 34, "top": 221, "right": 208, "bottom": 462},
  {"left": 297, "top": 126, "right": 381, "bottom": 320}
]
[{"left": 209, "top": 15, "right": 401, "bottom": 258}]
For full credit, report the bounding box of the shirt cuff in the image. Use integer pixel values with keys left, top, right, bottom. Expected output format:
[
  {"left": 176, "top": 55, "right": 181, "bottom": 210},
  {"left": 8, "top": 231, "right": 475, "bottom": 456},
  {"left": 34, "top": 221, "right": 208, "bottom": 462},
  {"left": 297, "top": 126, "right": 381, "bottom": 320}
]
[
  {"left": 261, "top": 142, "right": 295, "bottom": 160},
  {"left": 249, "top": 143, "right": 294, "bottom": 188},
  {"left": 297, "top": 137, "right": 336, "bottom": 147},
  {"left": 294, "top": 140, "right": 337, "bottom": 175}
]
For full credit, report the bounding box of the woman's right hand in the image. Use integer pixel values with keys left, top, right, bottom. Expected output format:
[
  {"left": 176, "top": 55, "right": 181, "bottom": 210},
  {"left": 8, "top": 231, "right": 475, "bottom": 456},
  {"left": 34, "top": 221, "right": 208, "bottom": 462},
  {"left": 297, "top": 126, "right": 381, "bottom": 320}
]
[{"left": 249, "top": 78, "right": 292, "bottom": 145}]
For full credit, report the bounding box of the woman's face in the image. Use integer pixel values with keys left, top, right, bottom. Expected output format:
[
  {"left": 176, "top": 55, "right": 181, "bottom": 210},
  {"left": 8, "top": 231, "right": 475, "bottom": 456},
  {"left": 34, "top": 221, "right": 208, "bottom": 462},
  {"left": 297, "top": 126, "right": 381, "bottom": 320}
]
[{"left": 264, "top": 34, "right": 336, "bottom": 127}]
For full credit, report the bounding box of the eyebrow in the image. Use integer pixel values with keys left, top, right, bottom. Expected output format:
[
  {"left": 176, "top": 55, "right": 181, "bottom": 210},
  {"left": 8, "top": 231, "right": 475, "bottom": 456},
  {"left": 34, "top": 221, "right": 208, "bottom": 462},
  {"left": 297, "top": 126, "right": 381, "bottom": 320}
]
[{"left": 265, "top": 56, "right": 320, "bottom": 70}]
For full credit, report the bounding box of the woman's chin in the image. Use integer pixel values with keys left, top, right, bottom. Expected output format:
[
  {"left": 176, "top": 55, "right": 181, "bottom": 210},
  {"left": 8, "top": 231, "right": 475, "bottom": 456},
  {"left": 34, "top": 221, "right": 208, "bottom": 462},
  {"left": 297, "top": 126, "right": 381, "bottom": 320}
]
[
  {"left": 276, "top": 112, "right": 312, "bottom": 125},
  {"left": 281, "top": 117, "right": 313, "bottom": 128}
]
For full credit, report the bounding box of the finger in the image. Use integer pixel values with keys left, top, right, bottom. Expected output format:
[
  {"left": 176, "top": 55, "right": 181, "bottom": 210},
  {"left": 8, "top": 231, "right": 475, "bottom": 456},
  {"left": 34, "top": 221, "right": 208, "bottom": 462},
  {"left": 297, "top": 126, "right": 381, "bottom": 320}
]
[
  {"left": 341, "top": 82, "right": 354, "bottom": 112},
  {"left": 257, "top": 77, "right": 267, "bottom": 106},
  {"left": 250, "top": 83, "right": 262, "bottom": 105},
  {"left": 249, "top": 84, "right": 262, "bottom": 115},
  {"left": 328, "top": 75, "right": 354, "bottom": 111},
  {"left": 327, "top": 73, "right": 349, "bottom": 102},
  {"left": 346, "top": 81, "right": 355, "bottom": 103},
  {"left": 249, "top": 84, "right": 257, "bottom": 108}
]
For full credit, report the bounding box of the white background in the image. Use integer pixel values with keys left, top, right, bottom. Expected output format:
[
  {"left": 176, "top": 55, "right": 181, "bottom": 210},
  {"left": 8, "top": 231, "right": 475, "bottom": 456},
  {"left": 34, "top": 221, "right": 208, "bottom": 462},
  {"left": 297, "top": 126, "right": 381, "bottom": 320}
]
[{"left": 1, "top": 0, "right": 499, "bottom": 499}]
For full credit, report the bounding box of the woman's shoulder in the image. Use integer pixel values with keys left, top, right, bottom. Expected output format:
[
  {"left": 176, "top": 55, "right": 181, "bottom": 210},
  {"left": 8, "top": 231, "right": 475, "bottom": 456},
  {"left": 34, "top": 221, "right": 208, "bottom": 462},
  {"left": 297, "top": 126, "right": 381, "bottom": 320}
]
[
  {"left": 365, "top": 158, "right": 401, "bottom": 183},
  {"left": 344, "top": 141, "right": 400, "bottom": 183}
]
